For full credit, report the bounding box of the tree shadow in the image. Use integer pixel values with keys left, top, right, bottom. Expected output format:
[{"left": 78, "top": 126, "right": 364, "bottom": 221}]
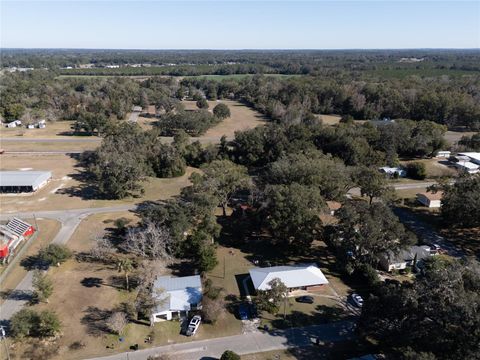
[
  {"left": 80, "top": 277, "right": 104, "bottom": 288},
  {"left": 81, "top": 306, "right": 113, "bottom": 335},
  {"left": 20, "top": 255, "right": 49, "bottom": 271},
  {"left": 0, "top": 289, "right": 34, "bottom": 301}
]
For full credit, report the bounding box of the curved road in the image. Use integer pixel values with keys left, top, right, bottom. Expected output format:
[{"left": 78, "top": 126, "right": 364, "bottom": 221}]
[{"left": 0, "top": 205, "right": 136, "bottom": 324}]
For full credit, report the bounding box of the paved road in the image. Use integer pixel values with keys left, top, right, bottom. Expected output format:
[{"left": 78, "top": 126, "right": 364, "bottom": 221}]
[
  {"left": 1, "top": 138, "right": 100, "bottom": 142},
  {"left": 4, "top": 151, "right": 83, "bottom": 155},
  {"left": 393, "top": 207, "right": 464, "bottom": 258},
  {"left": 348, "top": 181, "right": 436, "bottom": 197},
  {"left": 0, "top": 205, "right": 136, "bottom": 324},
  {"left": 87, "top": 321, "right": 355, "bottom": 360}
]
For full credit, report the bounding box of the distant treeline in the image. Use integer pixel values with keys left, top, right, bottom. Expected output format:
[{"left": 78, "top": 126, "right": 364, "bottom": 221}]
[{"left": 2, "top": 49, "right": 480, "bottom": 76}]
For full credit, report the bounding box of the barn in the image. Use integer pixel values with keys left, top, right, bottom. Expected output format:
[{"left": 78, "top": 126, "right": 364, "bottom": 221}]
[{"left": 0, "top": 171, "right": 52, "bottom": 193}]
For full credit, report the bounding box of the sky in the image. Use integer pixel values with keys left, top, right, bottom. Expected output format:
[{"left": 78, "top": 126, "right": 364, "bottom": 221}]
[{"left": 1, "top": 1, "right": 479, "bottom": 49}]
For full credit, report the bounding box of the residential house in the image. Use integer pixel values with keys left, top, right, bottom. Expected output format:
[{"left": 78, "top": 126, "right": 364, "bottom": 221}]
[
  {"left": 416, "top": 191, "right": 443, "bottom": 208},
  {"left": 455, "top": 161, "right": 479, "bottom": 174},
  {"left": 150, "top": 275, "right": 202, "bottom": 323},
  {"left": 458, "top": 152, "right": 480, "bottom": 165},
  {"left": 249, "top": 264, "right": 329, "bottom": 293},
  {"left": 379, "top": 245, "right": 432, "bottom": 272}
]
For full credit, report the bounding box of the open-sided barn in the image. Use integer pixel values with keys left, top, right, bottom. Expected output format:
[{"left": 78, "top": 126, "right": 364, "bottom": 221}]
[{"left": 0, "top": 171, "right": 52, "bottom": 193}]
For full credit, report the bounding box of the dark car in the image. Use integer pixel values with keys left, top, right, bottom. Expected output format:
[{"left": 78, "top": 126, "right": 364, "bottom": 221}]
[
  {"left": 295, "top": 296, "right": 314, "bottom": 304},
  {"left": 238, "top": 304, "right": 249, "bottom": 320},
  {"left": 248, "top": 302, "right": 259, "bottom": 319}
]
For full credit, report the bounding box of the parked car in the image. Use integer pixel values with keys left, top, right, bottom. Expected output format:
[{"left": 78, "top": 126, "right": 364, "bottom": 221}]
[
  {"left": 295, "top": 296, "right": 314, "bottom": 304},
  {"left": 185, "top": 315, "right": 201, "bottom": 336},
  {"left": 238, "top": 304, "right": 249, "bottom": 320},
  {"left": 248, "top": 302, "right": 259, "bottom": 319},
  {"left": 351, "top": 293, "right": 364, "bottom": 308}
]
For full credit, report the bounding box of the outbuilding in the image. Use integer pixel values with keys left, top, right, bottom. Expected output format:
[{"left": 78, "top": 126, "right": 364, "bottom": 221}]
[
  {"left": 416, "top": 191, "right": 443, "bottom": 208},
  {"left": 0, "top": 171, "right": 52, "bottom": 193},
  {"left": 436, "top": 150, "right": 451, "bottom": 158},
  {"left": 249, "top": 264, "right": 329, "bottom": 293}
]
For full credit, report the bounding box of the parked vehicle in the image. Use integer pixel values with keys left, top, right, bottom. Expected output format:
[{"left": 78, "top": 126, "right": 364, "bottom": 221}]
[
  {"left": 248, "top": 302, "right": 259, "bottom": 319},
  {"left": 185, "top": 315, "right": 201, "bottom": 336},
  {"left": 295, "top": 296, "right": 314, "bottom": 304},
  {"left": 351, "top": 293, "right": 364, "bottom": 308},
  {"left": 238, "top": 304, "right": 249, "bottom": 320}
]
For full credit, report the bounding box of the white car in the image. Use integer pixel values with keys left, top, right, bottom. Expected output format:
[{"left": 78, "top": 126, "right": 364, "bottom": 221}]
[
  {"left": 351, "top": 293, "right": 364, "bottom": 308},
  {"left": 186, "top": 315, "right": 201, "bottom": 336}
]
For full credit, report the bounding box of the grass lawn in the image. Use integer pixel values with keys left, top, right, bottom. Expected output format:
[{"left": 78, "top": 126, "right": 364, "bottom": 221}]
[
  {"left": 206, "top": 241, "right": 355, "bottom": 330},
  {"left": 181, "top": 99, "right": 267, "bottom": 140},
  {"left": 0, "top": 120, "right": 86, "bottom": 139},
  {"left": 8, "top": 212, "right": 243, "bottom": 360},
  {"left": 0, "top": 154, "right": 197, "bottom": 213},
  {"left": 1, "top": 140, "right": 100, "bottom": 152},
  {"left": 399, "top": 158, "right": 457, "bottom": 178}
]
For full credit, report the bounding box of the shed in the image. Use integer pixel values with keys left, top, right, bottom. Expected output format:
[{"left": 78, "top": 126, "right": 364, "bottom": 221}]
[
  {"left": 0, "top": 171, "right": 52, "bottom": 193},
  {"left": 416, "top": 191, "right": 443, "bottom": 208}
]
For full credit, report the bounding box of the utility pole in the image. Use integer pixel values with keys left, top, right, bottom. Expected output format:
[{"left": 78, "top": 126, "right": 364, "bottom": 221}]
[{"left": 0, "top": 326, "right": 11, "bottom": 360}]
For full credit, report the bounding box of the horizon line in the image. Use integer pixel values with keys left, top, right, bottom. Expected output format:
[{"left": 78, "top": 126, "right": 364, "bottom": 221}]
[{"left": 2, "top": 47, "right": 480, "bottom": 51}]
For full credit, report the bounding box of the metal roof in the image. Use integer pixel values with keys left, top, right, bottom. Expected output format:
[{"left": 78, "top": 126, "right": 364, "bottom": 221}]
[
  {"left": 153, "top": 275, "right": 202, "bottom": 313},
  {"left": 249, "top": 264, "right": 329, "bottom": 290},
  {"left": 153, "top": 275, "right": 201, "bottom": 292},
  {"left": 0, "top": 171, "right": 52, "bottom": 188}
]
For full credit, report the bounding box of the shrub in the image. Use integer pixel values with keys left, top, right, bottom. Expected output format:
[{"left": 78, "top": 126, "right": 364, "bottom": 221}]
[
  {"left": 38, "top": 244, "right": 72, "bottom": 266},
  {"left": 213, "top": 103, "right": 231, "bottom": 119},
  {"left": 196, "top": 98, "right": 209, "bottom": 109},
  {"left": 32, "top": 270, "right": 54, "bottom": 303},
  {"left": 106, "top": 311, "right": 128, "bottom": 334},
  {"left": 406, "top": 162, "right": 427, "bottom": 180},
  {"left": 10, "top": 309, "right": 61, "bottom": 339},
  {"left": 220, "top": 350, "right": 241, "bottom": 360}
]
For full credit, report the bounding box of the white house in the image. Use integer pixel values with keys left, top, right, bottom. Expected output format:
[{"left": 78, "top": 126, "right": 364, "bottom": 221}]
[
  {"left": 416, "top": 191, "right": 443, "bottom": 208},
  {"left": 5, "top": 122, "right": 16, "bottom": 128},
  {"left": 436, "top": 150, "right": 451, "bottom": 158},
  {"left": 150, "top": 275, "right": 202, "bottom": 323},
  {"left": 455, "top": 161, "right": 479, "bottom": 174},
  {"left": 379, "top": 167, "right": 406, "bottom": 178},
  {"left": 380, "top": 245, "right": 432, "bottom": 272},
  {"left": 458, "top": 152, "right": 480, "bottom": 165},
  {"left": 249, "top": 264, "right": 329, "bottom": 293}
]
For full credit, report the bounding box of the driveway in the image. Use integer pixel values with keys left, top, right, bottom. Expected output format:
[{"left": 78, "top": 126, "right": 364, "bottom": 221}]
[
  {"left": 393, "top": 207, "right": 464, "bottom": 258},
  {"left": 87, "top": 321, "right": 355, "bottom": 360}
]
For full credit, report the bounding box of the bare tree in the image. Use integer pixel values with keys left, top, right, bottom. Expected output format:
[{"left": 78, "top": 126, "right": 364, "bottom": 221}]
[
  {"left": 123, "top": 222, "right": 173, "bottom": 260},
  {"left": 106, "top": 311, "right": 128, "bottom": 334},
  {"left": 89, "top": 230, "right": 115, "bottom": 261},
  {"left": 135, "top": 260, "right": 168, "bottom": 320},
  {"left": 201, "top": 296, "right": 226, "bottom": 324}
]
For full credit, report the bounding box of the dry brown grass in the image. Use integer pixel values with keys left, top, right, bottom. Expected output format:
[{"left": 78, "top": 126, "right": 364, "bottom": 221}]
[
  {"left": 400, "top": 158, "right": 457, "bottom": 178},
  {"left": 9, "top": 212, "right": 242, "bottom": 360},
  {"left": 317, "top": 114, "right": 342, "bottom": 126},
  {"left": 183, "top": 100, "right": 266, "bottom": 139},
  {"left": 0, "top": 121, "right": 79, "bottom": 139},
  {"left": 0, "top": 154, "right": 197, "bottom": 213}
]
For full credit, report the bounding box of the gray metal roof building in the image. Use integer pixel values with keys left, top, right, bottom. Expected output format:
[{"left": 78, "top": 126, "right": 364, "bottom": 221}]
[{"left": 0, "top": 171, "right": 52, "bottom": 193}]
